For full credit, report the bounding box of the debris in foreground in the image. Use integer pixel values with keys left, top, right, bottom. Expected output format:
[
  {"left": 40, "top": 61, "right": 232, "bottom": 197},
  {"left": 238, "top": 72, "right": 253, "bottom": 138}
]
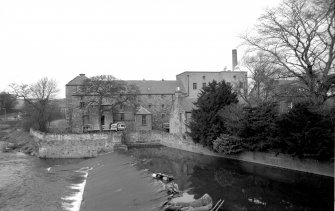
[{"left": 163, "top": 193, "right": 213, "bottom": 211}]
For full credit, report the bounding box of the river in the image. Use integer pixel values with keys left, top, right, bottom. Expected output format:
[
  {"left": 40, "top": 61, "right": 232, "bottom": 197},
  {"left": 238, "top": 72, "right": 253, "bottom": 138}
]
[{"left": 0, "top": 147, "right": 333, "bottom": 211}]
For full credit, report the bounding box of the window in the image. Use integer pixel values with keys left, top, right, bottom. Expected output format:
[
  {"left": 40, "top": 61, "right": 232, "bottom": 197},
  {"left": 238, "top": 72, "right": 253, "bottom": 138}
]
[
  {"left": 202, "top": 83, "right": 206, "bottom": 88},
  {"left": 239, "top": 82, "right": 244, "bottom": 88},
  {"left": 186, "top": 112, "right": 192, "bottom": 122},
  {"left": 142, "top": 115, "right": 147, "bottom": 126},
  {"left": 80, "top": 102, "right": 85, "bottom": 108},
  {"left": 161, "top": 104, "right": 165, "bottom": 109},
  {"left": 101, "top": 115, "right": 105, "bottom": 126},
  {"left": 161, "top": 113, "right": 166, "bottom": 118},
  {"left": 148, "top": 104, "right": 152, "bottom": 109},
  {"left": 193, "top": 83, "right": 197, "bottom": 89},
  {"left": 120, "top": 113, "right": 125, "bottom": 121}
]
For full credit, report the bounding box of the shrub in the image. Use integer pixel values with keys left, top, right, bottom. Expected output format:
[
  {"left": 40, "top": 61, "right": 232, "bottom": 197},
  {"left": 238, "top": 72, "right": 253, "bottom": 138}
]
[
  {"left": 213, "top": 134, "right": 244, "bottom": 154},
  {"left": 219, "top": 104, "right": 245, "bottom": 136},
  {"left": 274, "top": 103, "right": 334, "bottom": 161},
  {"left": 239, "top": 102, "right": 278, "bottom": 151}
]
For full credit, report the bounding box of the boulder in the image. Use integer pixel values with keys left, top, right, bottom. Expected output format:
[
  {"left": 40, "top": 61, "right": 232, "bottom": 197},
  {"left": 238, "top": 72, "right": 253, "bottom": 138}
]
[{"left": 164, "top": 193, "right": 213, "bottom": 211}]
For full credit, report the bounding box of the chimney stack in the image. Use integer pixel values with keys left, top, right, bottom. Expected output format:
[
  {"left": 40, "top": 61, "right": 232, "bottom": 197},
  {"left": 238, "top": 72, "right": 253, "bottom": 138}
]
[{"left": 232, "top": 49, "right": 237, "bottom": 71}]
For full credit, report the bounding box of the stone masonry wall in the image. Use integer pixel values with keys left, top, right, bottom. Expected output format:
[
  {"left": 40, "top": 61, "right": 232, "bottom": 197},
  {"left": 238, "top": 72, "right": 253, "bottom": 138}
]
[
  {"left": 66, "top": 85, "right": 84, "bottom": 133},
  {"left": 66, "top": 86, "right": 175, "bottom": 133},
  {"left": 137, "top": 94, "right": 174, "bottom": 130},
  {"left": 125, "top": 130, "right": 334, "bottom": 177},
  {"left": 30, "top": 129, "right": 122, "bottom": 158},
  {"left": 169, "top": 92, "right": 187, "bottom": 134}
]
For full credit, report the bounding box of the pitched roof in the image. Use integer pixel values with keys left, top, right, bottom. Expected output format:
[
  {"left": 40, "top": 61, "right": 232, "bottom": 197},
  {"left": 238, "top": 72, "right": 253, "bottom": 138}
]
[
  {"left": 66, "top": 74, "right": 88, "bottom": 86},
  {"left": 136, "top": 106, "right": 152, "bottom": 115},
  {"left": 66, "top": 75, "right": 185, "bottom": 94},
  {"left": 276, "top": 79, "right": 301, "bottom": 86},
  {"left": 127, "top": 80, "right": 183, "bottom": 94}
]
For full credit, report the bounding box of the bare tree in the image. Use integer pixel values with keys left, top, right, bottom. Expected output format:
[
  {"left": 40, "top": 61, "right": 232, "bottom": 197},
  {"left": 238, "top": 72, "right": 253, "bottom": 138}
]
[
  {"left": 0, "top": 92, "right": 17, "bottom": 113},
  {"left": 80, "top": 75, "right": 139, "bottom": 131},
  {"left": 10, "top": 78, "right": 59, "bottom": 132},
  {"left": 242, "top": 0, "right": 335, "bottom": 105},
  {"left": 240, "top": 52, "right": 283, "bottom": 106}
]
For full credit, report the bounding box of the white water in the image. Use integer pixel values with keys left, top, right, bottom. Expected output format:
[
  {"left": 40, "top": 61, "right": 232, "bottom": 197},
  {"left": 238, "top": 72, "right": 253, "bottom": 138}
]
[{"left": 61, "top": 167, "right": 93, "bottom": 211}]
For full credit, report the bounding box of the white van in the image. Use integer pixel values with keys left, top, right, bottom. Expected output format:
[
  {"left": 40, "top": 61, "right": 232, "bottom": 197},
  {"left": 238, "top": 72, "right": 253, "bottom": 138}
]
[{"left": 110, "top": 122, "right": 126, "bottom": 131}]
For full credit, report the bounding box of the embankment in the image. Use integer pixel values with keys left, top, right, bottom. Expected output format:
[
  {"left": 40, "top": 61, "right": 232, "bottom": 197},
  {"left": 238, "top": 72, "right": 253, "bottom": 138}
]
[
  {"left": 30, "top": 129, "right": 122, "bottom": 158},
  {"left": 125, "top": 131, "right": 334, "bottom": 177}
]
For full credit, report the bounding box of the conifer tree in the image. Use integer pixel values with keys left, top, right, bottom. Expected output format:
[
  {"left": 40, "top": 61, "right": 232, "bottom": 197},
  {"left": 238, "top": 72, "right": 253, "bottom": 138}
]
[{"left": 188, "top": 80, "right": 238, "bottom": 147}]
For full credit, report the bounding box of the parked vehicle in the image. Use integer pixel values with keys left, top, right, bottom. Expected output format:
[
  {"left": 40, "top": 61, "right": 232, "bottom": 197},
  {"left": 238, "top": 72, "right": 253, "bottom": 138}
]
[
  {"left": 110, "top": 122, "right": 126, "bottom": 131},
  {"left": 163, "top": 123, "right": 169, "bottom": 132}
]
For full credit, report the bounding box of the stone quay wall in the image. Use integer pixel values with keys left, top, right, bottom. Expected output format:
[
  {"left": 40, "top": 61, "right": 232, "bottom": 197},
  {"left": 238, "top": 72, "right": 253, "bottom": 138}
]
[
  {"left": 30, "top": 129, "right": 122, "bottom": 158},
  {"left": 125, "top": 130, "right": 334, "bottom": 177}
]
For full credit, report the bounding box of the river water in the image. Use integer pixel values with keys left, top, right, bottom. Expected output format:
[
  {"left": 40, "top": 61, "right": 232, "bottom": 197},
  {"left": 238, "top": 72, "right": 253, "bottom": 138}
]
[{"left": 0, "top": 147, "right": 333, "bottom": 211}]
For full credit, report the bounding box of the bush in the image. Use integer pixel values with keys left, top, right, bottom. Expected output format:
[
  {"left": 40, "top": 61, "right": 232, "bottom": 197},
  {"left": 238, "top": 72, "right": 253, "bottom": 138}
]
[
  {"left": 274, "top": 103, "right": 334, "bottom": 161},
  {"left": 219, "top": 104, "right": 245, "bottom": 136},
  {"left": 239, "top": 102, "right": 278, "bottom": 151},
  {"left": 213, "top": 134, "right": 244, "bottom": 154}
]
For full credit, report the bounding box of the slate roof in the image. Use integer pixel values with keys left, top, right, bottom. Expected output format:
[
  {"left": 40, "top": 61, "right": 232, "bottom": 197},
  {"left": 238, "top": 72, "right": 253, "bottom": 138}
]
[
  {"left": 66, "top": 75, "right": 186, "bottom": 94},
  {"left": 66, "top": 74, "right": 88, "bottom": 86},
  {"left": 136, "top": 106, "right": 152, "bottom": 115},
  {"left": 276, "top": 79, "right": 301, "bottom": 86},
  {"left": 127, "top": 80, "right": 184, "bottom": 94}
]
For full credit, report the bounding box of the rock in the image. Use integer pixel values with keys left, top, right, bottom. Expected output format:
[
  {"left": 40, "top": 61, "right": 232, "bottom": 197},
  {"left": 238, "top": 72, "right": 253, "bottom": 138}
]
[
  {"left": 164, "top": 194, "right": 213, "bottom": 211},
  {"left": 165, "top": 182, "right": 179, "bottom": 194}
]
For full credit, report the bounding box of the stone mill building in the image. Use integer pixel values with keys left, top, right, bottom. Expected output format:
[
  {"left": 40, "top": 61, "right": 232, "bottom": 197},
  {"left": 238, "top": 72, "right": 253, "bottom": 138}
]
[{"left": 65, "top": 70, "right": 247, "bottom": 134}]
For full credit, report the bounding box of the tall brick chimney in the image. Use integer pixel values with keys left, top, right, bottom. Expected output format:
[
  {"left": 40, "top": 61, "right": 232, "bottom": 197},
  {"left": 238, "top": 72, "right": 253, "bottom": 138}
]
[{"left": 232, "top": 49, "right": 237, "bottom": 71}]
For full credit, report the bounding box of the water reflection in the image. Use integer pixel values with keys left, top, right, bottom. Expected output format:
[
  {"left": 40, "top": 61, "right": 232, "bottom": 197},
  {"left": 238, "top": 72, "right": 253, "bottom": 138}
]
[{"left": 127, "top": 147, "right": 334, "bottom": 211}]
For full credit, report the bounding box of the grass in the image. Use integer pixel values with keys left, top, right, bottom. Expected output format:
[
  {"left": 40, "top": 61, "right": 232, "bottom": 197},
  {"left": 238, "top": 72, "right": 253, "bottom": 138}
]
[{"left": 48, "top": 119, "right": 67, "bottom": 133}]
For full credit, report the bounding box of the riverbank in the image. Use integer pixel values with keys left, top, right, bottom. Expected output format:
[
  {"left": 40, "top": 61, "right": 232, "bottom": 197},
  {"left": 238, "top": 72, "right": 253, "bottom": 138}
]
[
  {"left": 126, "top": 147, "right": 334, "bottom": 211},
  {"left": 0, "top": 119, "right": 38, "bottom": 155},
  {"left": 24, "top": 125, "right": 334, "bottom": 177},
  {"left": 125, "top": 131, "right": 334, "bottom": 177}
]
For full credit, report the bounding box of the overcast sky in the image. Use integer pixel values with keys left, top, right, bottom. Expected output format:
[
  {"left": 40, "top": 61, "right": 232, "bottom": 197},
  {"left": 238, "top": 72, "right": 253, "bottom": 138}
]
[{"left": 0, "top": 0, "right": 280, "bottom": 98}]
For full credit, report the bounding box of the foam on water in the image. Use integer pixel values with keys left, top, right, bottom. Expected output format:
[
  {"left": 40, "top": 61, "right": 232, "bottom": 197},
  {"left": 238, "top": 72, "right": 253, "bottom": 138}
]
[{"left": 61, "top": 167, "right": 93, "bottom": 211}]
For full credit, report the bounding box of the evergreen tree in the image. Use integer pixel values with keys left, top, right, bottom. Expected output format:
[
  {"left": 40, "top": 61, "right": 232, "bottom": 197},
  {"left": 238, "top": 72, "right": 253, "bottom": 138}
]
[
  {"left": 188, "top": 80, "right": 238, "bottom": 147},
  {"left": 275, "top": 103, "right": 334, "bottom": 161}
]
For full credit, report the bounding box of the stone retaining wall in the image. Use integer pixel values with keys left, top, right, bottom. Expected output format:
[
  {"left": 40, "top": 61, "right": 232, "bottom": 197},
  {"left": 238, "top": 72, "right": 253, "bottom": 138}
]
[
  {"left": 30, "top": 129, "right": 122, "bottom": 158},
  {"left": 125, "top": 130, "right": 334, "bottom": 177}
]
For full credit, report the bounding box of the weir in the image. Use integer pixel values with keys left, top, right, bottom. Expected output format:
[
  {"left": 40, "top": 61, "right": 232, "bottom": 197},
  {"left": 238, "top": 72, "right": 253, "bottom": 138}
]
[
  {"left": 30, "top": 129, "right": 334, "bottom": 177},
  {"left": 30, "top": 129, "right": 125, "bottom": 158}
]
